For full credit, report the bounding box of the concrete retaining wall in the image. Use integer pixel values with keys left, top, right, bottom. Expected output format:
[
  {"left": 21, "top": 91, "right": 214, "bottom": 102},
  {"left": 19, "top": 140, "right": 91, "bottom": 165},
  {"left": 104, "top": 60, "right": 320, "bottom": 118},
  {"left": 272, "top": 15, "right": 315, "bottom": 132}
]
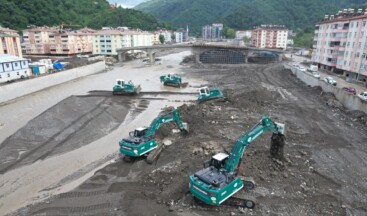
[
  {"left": 286, "top": 64, "right": 367, "bottom": 113},
  {"left": 0, "top": 61, "right": 106, "bottom": 104}
]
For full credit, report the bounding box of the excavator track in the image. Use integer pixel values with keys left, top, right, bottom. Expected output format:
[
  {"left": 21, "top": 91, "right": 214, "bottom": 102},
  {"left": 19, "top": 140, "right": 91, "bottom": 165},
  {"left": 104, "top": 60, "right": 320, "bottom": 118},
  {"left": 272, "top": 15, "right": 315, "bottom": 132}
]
[
  {"left": 225, "top": 193, "right": 257, "bottom": 209},
  {"left": 199, "top": 96, "right": 227, "bottom": 104},
  {"left": 146, "top": 144, "right": 164, "bottom": 164},
  {"left": 164, "top": 82, "right": 188, "bottom": 88}
]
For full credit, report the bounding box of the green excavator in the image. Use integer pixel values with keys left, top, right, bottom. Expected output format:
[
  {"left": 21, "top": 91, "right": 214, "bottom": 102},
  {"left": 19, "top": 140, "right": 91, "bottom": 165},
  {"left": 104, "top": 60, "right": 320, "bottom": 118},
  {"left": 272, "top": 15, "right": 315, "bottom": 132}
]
[
  {"left": 197, "top": 86, "right": 225, "bottom": 103},
  {"left": 160, "top": 73, "right": 188, "bottom": 88},
  {"left": 189, "top": 116, "right": 285, "bottom": 208},
  {"left": 119, "top": 107, "right": 189, "bottom": 163},
  {"left": 113, "top": 79, "right": 141, "bottom": 95}
]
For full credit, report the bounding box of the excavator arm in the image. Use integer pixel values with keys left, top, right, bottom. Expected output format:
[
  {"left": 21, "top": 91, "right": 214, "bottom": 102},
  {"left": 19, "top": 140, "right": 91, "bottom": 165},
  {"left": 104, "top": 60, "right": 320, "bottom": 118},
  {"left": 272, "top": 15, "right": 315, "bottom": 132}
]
[
  {"left": 145, "top": 108, "right": 188, "bottom": 138},
  {"left": 225, "top": 116, "right": 284, "bottom": 174}
]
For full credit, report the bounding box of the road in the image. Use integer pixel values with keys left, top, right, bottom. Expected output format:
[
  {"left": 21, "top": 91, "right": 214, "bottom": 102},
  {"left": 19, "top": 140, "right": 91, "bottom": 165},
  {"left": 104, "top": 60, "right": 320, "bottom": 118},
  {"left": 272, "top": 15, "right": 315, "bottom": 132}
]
[{"left": 285, "top": 54, "right": 367, "bottom": 94}]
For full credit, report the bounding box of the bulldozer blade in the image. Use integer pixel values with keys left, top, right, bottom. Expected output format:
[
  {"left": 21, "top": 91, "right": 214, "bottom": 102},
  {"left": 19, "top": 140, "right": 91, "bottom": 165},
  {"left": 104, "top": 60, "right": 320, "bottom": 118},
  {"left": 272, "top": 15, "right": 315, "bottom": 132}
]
[
  {"left": 270, "top": 133, "right": 285, "bottom": 160},
  {"left": 180, "top": 82, "right": 189, "bottom": 88}
]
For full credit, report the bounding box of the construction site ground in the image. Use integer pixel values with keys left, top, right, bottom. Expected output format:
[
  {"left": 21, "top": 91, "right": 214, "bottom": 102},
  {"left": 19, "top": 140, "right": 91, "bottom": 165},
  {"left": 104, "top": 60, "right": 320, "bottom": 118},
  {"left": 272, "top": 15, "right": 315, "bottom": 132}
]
[{"left": 3, "top": 51, "right": 367, "bottom": 216}]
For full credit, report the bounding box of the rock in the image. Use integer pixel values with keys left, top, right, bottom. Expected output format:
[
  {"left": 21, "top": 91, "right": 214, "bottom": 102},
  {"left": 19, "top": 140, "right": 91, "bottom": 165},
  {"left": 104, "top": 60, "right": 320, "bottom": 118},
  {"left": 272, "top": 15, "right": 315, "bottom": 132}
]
[
  {"left": 275, "top": 159, "right": 283, "bottom": 166},
  {"left": 270, "top": 171, "right": 278, "bottom": 177},
  {"left": 172, "top": 129, "right": 181, "bottom": 134},
  {"left": 178, "top": 209, "right": 184, "bottom": 212},
  {"left": 163, "top": 139, "right": 173, "bottom": 146},
  {"left": 259, "top": 175, "right": 266, "bottom": 181},
  {"left": 114, "top": 208, "right": 119, "bottom": 211},
  {"left": 168, "top": 206, "right": 175, "bottom": 212},
  {"left": 341, "top": 204, "right": 346, "bottom": 209},
  {"left": 300, "top": 151, "right": 307, "bottom": 156},
  {"left": 230, "top": 212, "right": 236, "bottom": 216},
  {"left": 283, "top": 173, "right": 288, "bottom": 178}
]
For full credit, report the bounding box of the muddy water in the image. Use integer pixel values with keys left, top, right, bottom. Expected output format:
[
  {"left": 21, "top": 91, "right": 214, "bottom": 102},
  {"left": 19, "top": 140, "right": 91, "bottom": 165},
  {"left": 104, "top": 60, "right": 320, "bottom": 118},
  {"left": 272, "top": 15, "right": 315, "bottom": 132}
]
[{"left": 0, "top": 51, "right": 203, "bottom": 215}]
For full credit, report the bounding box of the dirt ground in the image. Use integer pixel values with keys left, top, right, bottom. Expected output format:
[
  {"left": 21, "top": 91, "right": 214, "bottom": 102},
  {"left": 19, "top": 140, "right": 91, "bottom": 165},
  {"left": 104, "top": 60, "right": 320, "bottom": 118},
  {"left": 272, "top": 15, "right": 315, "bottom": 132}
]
[{"left": 9, "top": 61, "right": 367, "bottom": 216}]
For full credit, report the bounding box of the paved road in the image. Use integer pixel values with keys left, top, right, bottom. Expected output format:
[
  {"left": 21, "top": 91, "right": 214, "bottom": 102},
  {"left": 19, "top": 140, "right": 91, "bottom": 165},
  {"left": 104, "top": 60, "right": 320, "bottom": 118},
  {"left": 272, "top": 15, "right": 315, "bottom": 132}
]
[{"left": 285, "top": 54, "right": 367, "bottom": 94}]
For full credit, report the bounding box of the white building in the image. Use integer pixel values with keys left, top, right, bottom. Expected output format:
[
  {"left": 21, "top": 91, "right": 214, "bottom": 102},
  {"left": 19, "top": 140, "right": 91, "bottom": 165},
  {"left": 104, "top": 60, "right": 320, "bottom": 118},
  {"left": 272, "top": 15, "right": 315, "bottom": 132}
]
[
  {"left": 0, "top": 54, "right": 30, "bottom": 83},
  {"left": 235, "top": 30, "right": 252, "bottom": 40},
  {"left": 252, "top": 25, "right": 288, "bottom": 50},
  {"left": 153, "top": 30, "right": 172, "bottom": 44},
  {"left": 92, "top": 28, "right": 153, "bottom": 56},
  {"left": 174, "top": 31, "right": 184, "bottom": 43}
]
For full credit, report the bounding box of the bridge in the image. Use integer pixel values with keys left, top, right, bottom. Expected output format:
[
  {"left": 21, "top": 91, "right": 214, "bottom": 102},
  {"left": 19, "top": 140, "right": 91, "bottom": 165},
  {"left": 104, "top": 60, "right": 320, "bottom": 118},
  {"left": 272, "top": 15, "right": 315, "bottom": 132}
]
[{"left": 116, "top": 44, "right": 284, "bottom": 64}]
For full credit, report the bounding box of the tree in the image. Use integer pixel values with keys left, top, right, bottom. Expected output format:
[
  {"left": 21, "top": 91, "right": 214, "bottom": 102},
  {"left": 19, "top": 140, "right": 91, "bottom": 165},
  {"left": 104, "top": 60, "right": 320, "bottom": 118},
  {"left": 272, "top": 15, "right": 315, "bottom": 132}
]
[
  {"left": 171, "top": 34, "right": 176, "bottom": 41},
  {"left": 226, "top": 28, "right": 235, "bottom": 38},
  {"left": 159, "top": 34, "right": 165, "bottom": 44},
  {"left": 242, "top": 36, "right": 250, "bottom": 44}
]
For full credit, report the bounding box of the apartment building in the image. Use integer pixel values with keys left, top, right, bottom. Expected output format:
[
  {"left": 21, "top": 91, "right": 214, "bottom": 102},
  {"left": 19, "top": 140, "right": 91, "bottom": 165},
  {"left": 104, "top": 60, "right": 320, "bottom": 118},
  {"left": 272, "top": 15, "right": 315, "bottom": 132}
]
[
  {"left": 174, "top": 28, "right": 188, "bottom": 43},
  {"left": 202, "top": 23, "right": 223, "bottom": 40},
  {"left": 251, "top": 25, "right": 288, "bottom": 50},
  {"left": 312, "top": 9, "right": 367, "bottom": 81},
  {"left": 235, "top": 30, "right": 252, "bottom": 40},
  {"left": 153, "top": 29, "right": 172, "bottom": 44},
  {"left": 23, "top": 26, "right": 57, "bottom": 55},
  {"left": 49, "top": 28, "right": 95, "bottom": 55},
  {"left": 23, "top": 26, "right": 95, "bottom": 55},
  {"left": 0, "top": 27, "right": 22, "bottom": 57},
  {"left": 92, "top": 28, "right": 153, "bottom": 56}
]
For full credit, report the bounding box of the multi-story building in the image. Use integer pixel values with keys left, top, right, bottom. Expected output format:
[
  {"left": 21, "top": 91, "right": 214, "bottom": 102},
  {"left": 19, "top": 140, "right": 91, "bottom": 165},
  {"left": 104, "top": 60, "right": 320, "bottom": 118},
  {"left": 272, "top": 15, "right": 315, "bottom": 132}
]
[
  {"left": 312, "top": 9, "right": 367, "bottom": 81},
  {"left": 202, "top": 23, "right": 223, "bottom": 40},
  {"left": 92, "top": 28, "right": 153, "bottom": 56},
  {"left": 211, "top": 23, "right": 223, "bottom": 39},
  {"left": 153, "top": 29, "right": 172, "bottom": 44},
  {"left": 174, "top": 28, "right": 188, "bottom": 43},
  {"left": 0, "top": 27, "right": 22, "bottom": 57},
  {"left": 49, "top": 28, "right": 95, "bottom": 55},
  {"left": 202, "top": 25, "right": 212, "bottom": 39},
  {"left": 235, "top": 30, "right": 252, "bottom": 40},
  {"left": 23, "top": 26, "right": 95, "bottom": 55},
  {"left": 251, "top": 25, "right": 288, "bottom": 50},
  {"left": 23, "top": 26, "right": 58, "bottom": 55},
  {"left": 0, "top": 54, "right": 30, "bottom": 83}
]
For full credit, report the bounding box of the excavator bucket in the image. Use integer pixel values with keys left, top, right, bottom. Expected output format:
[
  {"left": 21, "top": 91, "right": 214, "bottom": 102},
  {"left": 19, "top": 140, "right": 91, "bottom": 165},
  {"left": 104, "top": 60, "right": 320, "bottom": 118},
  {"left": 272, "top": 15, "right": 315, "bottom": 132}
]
[
  {"left": 182, "top": 122, "right": 189, "bottom": 133},
  {"left": 270, "top": 133, "right": 285, "bottom": 160}
]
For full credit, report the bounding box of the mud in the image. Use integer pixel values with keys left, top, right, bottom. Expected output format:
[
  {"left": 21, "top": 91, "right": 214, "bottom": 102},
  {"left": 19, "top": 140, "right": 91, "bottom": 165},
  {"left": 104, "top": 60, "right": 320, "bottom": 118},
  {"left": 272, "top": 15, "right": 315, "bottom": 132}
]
[{"left": 8, "top": 62, "right": 367, "bottom": 216}]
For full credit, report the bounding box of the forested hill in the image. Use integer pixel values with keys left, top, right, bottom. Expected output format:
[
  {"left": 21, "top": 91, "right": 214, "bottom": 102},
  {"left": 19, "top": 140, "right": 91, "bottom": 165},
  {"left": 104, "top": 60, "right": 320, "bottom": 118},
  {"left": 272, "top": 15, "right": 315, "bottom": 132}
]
[
  {"left": 0, "top": 0, "right": 172, "bottom": 31},
  {"left": 135, "top": 0, "right": 367, "bottom": 35}
]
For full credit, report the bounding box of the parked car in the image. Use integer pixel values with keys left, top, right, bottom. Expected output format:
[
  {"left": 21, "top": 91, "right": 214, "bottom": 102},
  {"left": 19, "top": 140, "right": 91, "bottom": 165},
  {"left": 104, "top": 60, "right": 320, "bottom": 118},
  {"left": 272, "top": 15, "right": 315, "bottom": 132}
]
[
  {"left": 292, "top": 64, "right": 299, "bottom": 68},
  {"left": 323, "top": 76, "right": 337, "bottom": 86},
  {"left": 311, "top": 72, "right": 320, "bottom": 79},
  {"left": 357, "top": 91, "right": 367, "bottom": 101},
  {"left": 299, "top": 67, "right": 306, "bottom": 72},
  {"left": 342, "top": 87, "right": 356, "bottom": 95},
  {"left": 307, "top": 65, "right": 318, "bottom": 72}
]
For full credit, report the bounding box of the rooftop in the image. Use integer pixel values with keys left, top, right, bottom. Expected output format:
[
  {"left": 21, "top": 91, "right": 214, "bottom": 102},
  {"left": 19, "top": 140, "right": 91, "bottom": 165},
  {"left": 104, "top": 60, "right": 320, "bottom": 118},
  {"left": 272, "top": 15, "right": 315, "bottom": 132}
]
[
  {"left": 0, "top": 54, "right": 26, "bottom": 63},
  {"left": 317, "top": 8, "right": 367, "bottom": 24}
]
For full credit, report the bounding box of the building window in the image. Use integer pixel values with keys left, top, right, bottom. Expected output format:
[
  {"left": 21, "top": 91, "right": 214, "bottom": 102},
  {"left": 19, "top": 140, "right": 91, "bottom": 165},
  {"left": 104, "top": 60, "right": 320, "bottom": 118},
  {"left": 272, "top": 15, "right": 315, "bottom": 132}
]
[
  {"left": 17, "top": 72, "right": 19, "bottom": 75},
  {"left": 7, "top": 74, "right": 10, "bottom": 77},
  {"left": 23, "top": 62, "right": 26, "bottom": 65},
  {"left": 107, "top": 50, "right": 112, "bottom": 53},
  {"left": 100, "top": 40, "right": 105, "bottom": 42},
  {"left": 364, "top": 21, "right": 366, "bottom": 27},
  {"left": 6, "top": 63, "right": 9, "bottom": 68},
  {"left": 14, "top": 63, "right": 18, "bottom": 67}
]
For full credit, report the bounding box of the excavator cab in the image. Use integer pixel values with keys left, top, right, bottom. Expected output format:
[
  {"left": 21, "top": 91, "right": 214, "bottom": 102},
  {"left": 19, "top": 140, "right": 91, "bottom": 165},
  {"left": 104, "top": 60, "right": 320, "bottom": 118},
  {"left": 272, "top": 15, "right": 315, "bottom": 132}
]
[
  {"left": 130, "top": 127, "right": 148, "bottom": 138},
  {"left": 204, "top": 153, "right": 229, "bottom": 170},
  {"left": 116, "top": 79, "right": 125, "bottom": 87},
  {"left": 199, "top": 87, "right": 210, "bottom": 96}
]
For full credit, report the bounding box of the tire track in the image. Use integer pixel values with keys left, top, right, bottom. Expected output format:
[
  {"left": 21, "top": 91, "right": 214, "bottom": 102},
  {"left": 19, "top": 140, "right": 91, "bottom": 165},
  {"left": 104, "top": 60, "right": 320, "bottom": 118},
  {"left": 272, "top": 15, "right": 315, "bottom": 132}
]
[{"left": 0, "top": 98, "right": 109, "bottom": 174}]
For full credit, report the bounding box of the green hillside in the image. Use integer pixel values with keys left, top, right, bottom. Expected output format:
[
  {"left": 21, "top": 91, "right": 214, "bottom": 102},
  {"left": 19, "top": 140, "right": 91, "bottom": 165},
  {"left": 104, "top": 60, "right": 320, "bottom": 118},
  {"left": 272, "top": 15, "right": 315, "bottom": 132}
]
[
  {"left": 135, "top": 0, "right": 367, "bottom": 35},
  {"left": 0, "top": 0, "right": 172, "bottom": 31}
]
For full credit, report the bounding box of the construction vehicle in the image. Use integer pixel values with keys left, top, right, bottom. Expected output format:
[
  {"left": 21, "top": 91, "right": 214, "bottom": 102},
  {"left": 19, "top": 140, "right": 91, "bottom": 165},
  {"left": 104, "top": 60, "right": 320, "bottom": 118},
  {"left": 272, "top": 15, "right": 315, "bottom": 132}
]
[
  {"left": 119, "top": 107, "right": 188, "bottom": 163},
  {"left": 197, "top": 86, "right": 225, "bottom": 103},
  {"left": 189, "top": 116, "right": 285, "bottom": 208},
  {"left": 112, "top": 79, "right": 141, "bottom": 95},
  {"left": 160, "top": 73, "right": 188, "bottom": 88}
]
